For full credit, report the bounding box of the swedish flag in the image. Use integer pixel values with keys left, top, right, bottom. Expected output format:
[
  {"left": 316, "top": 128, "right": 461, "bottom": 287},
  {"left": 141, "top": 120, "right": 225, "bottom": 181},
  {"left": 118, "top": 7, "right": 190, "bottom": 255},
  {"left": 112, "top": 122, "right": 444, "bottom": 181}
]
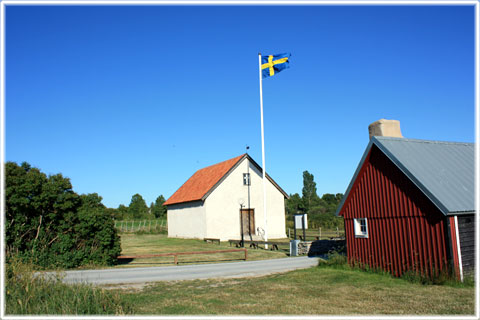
[{"left": 261, "top": 53, "right": 291, "bottom": 78}]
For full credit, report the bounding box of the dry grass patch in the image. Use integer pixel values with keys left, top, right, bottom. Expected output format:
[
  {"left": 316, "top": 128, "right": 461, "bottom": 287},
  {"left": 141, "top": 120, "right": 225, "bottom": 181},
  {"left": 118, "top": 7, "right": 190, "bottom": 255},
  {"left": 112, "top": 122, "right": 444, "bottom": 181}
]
[{"left": 113, "top": 265, "right": 474, "bottom": 316}]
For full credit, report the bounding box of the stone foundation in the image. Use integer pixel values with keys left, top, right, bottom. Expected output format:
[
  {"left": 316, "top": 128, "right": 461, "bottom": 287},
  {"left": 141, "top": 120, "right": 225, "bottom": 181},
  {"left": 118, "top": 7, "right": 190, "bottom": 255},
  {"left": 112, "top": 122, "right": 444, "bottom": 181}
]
[{"left": 296, "top": 240, "right": 346, "bottom": 256}]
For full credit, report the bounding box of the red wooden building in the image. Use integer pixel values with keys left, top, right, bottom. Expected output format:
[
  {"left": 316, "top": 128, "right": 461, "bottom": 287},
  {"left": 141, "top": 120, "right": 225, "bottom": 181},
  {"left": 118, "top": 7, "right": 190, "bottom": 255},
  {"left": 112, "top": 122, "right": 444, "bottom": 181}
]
[{"left": 337, "top": 136, "right": 475, "bottom": 280}]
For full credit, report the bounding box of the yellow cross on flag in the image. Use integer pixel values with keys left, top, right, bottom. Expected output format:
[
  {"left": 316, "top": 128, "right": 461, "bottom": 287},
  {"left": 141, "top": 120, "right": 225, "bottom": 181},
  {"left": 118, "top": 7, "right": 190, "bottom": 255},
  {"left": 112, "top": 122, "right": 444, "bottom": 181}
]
[{"left": 261, "top": 53, "right": 291, "bottom": 78}]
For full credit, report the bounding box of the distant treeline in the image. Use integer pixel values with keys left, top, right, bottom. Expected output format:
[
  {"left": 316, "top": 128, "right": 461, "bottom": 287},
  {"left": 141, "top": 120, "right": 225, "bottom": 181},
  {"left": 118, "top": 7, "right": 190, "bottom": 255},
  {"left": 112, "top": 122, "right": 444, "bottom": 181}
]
[
  {"left": 285, "top": 171, "right": 344, "bottom": 230},
  {"left": 107, "top": 194, "right": 167, "bottom": 221}
]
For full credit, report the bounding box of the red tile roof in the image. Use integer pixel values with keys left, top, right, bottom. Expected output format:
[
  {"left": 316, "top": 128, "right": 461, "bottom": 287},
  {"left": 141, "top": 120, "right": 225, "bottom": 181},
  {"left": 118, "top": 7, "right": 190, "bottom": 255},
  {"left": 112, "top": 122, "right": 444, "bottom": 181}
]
[{"left": 163, "top": 154, "right": 246, "bottom": 206}]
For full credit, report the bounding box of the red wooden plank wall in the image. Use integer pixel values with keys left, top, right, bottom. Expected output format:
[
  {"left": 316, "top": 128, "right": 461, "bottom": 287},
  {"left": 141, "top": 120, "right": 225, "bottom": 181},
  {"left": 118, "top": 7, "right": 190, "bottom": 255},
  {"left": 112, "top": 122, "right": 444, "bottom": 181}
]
[
  {"left": 448, "top": 216, "right": 461, "bottom": 279},
  {"left": 340, "top": 145, "right": 449, "bottom": 277}
]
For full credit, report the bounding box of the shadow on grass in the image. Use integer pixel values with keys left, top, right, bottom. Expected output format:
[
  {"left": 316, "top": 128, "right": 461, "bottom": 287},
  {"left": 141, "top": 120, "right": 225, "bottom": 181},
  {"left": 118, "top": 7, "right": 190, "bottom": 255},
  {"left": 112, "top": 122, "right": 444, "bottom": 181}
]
[{"left": 116, "top": 258, "right": 134, "bottom": 265}]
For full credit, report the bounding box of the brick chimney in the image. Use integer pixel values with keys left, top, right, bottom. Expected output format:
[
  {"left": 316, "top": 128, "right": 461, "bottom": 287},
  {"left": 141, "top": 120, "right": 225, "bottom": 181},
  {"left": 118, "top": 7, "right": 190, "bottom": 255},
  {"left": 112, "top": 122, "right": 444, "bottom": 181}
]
[{"left": 368, "top": 119, "right": 403, "bottom": 139}]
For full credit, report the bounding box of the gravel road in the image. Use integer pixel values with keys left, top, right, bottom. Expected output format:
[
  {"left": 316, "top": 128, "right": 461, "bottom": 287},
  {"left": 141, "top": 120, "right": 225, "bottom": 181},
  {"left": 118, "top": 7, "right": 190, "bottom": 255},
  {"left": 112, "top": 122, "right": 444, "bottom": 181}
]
[{"left": 50, "top": 257, "right": 319, "bottom": 285}]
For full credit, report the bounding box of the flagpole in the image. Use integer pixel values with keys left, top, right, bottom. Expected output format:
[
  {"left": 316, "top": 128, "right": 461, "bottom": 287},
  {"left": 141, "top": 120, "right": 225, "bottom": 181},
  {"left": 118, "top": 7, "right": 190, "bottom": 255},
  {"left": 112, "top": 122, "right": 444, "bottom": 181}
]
[{"left": 258, "top": 53, "right": 268, "bottom": 249}]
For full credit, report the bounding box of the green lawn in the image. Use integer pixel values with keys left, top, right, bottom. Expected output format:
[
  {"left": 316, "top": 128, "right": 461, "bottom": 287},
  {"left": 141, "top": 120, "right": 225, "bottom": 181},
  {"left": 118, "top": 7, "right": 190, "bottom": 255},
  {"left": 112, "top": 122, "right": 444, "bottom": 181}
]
[
  {"left": 116, "top": 233, "right": 289, "bottom": 267},
  {"left": 110, "top": 263, "right": 474, "bottom": 315}
]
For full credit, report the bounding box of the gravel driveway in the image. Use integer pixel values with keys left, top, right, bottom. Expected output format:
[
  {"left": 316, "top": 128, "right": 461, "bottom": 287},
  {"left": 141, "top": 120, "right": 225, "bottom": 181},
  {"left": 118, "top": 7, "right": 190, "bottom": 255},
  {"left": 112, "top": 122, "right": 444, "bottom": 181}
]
[{"left": 49, "top": 256, "right": 319, "bottom": 285}]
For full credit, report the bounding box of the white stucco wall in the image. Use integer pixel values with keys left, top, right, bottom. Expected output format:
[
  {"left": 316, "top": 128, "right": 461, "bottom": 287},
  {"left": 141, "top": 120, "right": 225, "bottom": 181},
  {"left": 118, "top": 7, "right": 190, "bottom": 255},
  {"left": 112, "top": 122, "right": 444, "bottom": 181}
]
[
  {"left": 204, "top": 158, "right": 287, "bottom": 241},
  {"left": 167, "top": 201, "right": 206, "bottom": 239}
]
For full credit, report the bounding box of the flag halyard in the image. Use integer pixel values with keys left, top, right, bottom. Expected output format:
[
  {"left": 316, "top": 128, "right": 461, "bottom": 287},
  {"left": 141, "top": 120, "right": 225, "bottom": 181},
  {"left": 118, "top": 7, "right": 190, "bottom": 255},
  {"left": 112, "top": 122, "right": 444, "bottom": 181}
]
[{"left": 261, "top": 53, "right": 291, "bottom": 78}]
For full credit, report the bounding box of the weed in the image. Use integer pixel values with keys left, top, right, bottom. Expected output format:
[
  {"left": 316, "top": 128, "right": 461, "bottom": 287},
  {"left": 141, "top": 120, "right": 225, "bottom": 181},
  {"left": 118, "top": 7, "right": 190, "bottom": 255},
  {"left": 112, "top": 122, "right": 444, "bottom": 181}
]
[
  {"left": 318, "top": 250, "right": 348, "bottom": 268},
  {"left": 330, "top": 255, "right": 472, "bottom": 288},
  {"left": 5, "top": 258, "right": 133, "bottom": 315}
]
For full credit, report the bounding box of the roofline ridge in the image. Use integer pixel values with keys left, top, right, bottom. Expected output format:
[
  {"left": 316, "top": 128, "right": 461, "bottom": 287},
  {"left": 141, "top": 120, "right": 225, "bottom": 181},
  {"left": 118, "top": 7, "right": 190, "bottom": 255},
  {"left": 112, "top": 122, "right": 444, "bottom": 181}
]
[
  {"left": 373, "top": 136, "right": 474, "bottom": 146},
  {"left": 164, "top": 154, "right": 246, "bottom": 206},
  {"left": 197, "top": 154, "right": 246, "bottom": 171}
]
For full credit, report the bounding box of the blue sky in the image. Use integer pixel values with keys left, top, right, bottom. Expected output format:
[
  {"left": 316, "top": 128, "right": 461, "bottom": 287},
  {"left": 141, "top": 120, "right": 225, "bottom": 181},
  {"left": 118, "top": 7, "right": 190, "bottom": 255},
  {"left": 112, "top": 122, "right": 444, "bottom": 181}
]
[{"left": 5, "top": 4, "right": 475, "bottom": 208}]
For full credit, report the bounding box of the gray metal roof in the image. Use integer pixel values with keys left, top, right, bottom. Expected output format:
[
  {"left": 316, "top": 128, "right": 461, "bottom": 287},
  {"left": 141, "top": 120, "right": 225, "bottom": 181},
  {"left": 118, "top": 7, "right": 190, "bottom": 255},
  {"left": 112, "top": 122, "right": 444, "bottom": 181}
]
[{"left": 337, "top": 136, "right": 475, "bottom": 216}]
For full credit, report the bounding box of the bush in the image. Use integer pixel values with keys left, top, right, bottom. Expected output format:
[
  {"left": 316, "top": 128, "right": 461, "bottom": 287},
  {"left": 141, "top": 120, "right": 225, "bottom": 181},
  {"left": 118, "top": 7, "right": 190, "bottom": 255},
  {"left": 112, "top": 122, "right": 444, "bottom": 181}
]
[
  {"left": 318, "top": 251, "right": 348, "bottom": 268},
  {"left": 5, "top": 258, "right": 133, "bottom": 315},
  {"left": 5, "top": 162, "right": 121, "bottom": 269}
]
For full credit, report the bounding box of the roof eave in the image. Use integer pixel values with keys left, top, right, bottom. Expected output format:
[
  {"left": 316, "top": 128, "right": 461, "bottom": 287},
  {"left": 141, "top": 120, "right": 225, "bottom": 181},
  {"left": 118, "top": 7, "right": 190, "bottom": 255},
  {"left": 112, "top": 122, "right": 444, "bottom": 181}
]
[
  {"left": 201, "top": 154, "right": 289, "bottom": 201},
  {"left": 335, "top": 139, "right": 375, "bottom": 216},
  {"left": 446, "top": 210, "right": 476, "bottom": 216},
  {"left": 245, "top": 154, "right": 289, "bottom": 199},
  {"left": 166, "top": 154, "right": 289, "bottom": 207},
  {"left": 372, "top": 137, "right": 451, "bottom": 216},
  {"left": 337, "top": 136, "right": 471, "bottom": 217},
  {"left": 201, "top": 154, "right": 248, "bottom": 201},
  {"left": 164, "top": 199, "right": 204, "bottom": 207}
]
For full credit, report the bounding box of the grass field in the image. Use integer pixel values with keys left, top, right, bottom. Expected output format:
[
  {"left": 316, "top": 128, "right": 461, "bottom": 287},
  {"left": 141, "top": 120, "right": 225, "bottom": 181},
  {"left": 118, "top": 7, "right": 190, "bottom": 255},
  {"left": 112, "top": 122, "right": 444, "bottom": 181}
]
[
  {"left": 7, "top": 232, "right": 475, "bottom": 316},
  {"left": 116, "top": 233, "right": 289, "bottom": 267},
  {"left": 109, "top": 263, "right": 474, "bottom": 315},
  {"left": 111, "top": 233, "right": 475, "bottom": 315}
]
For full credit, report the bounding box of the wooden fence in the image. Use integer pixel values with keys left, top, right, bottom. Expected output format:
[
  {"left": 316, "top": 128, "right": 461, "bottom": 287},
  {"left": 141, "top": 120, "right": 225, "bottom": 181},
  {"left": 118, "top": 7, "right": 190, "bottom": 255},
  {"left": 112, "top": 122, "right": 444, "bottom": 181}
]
[
  {"left": 288, "top": 227, "right": 345, "bottom": 240},
  {"left": 118, "top": 248, "right": 248, "bottom": 265},
  {"left": 114, "top": 219, "right": 167, "bottom": 233}
]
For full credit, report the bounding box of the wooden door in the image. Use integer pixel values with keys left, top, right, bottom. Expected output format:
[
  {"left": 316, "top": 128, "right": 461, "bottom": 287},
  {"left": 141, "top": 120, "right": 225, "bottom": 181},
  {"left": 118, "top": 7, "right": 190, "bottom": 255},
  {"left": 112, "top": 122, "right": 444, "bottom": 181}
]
[{"left": 240, "top": 209, "right": 255, "bottom": 236}]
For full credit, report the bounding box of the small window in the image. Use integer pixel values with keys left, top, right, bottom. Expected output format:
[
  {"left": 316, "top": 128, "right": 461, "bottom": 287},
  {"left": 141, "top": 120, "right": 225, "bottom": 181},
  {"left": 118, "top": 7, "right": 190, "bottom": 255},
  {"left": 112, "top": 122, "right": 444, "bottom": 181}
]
[
  {"left": 243, "top": 173, "right": 250, "bottom": 186},
  {"left": 354, "top": 218, "right": 368, "bottom": 238}
]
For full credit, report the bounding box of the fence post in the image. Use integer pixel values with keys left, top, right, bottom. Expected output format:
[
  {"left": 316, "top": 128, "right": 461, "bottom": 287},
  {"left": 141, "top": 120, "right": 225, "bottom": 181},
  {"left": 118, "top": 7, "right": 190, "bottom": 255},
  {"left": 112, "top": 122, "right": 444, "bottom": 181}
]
[
  {"left": 336, "top": 227, "right": 339, "bottom": 237},
  {"left": 319, "top": 227, "right": 321, "bottom": 239},
  {"left": 288, "top": 228, "right": 291, "bottom": 239}
]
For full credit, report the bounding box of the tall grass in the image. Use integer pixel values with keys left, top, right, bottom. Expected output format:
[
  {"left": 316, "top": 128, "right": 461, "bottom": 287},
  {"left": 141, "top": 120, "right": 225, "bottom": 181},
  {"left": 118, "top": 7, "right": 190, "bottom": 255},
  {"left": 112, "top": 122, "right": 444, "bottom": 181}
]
[
  {"left": 319, "top": 251, "right": 474, "bottom": 288},
  {"left": 5, "top": 258, "right": 133, "bottom": 315}
]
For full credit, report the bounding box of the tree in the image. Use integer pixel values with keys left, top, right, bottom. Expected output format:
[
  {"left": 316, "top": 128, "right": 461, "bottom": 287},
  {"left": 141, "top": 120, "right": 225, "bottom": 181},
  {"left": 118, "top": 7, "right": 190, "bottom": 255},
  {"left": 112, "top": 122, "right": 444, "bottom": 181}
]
[
  {"left": 302, "top": 170, "right": 319, "bottom": 213},
  {"left": 74, "top": 193, "right": 121, "bottom": 266},
  {"left": 151, "top": 195, "right": 167, "bottom": 218},
  {"left": 5, "top": 162, "right": 120, "bottom": 268},
  {"left": 116, "top": 204, "right": 129, "bottom": 219},
  {"left": 335, "top": 193, "right": 343, "bottom": 202},
  {"left": 6, "top": 162, "right": 80, "bottom": 265},
  {"left": 128, "top": 193, "right": 149, "bottom": 219},
  {"left": 285, "top": 193, "right": 304, "bottom": 218}
]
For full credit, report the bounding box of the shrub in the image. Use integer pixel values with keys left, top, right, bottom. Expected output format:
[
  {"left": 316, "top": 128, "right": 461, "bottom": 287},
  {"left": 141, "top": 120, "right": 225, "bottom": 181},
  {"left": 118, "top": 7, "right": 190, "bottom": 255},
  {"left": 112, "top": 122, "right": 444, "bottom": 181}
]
[
  {"left": 5, "top": 161, "right": 121, "bottom": 269},
  {"left": 318, "top": 251, "right": 348, "bottom": 268}
]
